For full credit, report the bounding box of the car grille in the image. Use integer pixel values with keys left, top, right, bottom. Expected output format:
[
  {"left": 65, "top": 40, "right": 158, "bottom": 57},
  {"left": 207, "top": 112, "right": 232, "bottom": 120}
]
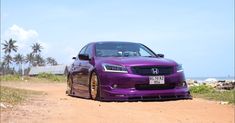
[
  {"left": 131, "top": 66, "right": 174, "bottom": 76},
  {"left": 135, "top": 83, "right": 176, "bottom": 90}
]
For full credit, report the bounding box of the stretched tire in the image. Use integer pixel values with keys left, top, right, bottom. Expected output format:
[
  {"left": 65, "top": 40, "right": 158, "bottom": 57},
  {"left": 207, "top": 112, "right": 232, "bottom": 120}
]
[
  {"left": 66, "top": 75, "right": 73, "bottom": 95},
  {"left": 89, "top": 72, "right": 100, "bottom": 100}
]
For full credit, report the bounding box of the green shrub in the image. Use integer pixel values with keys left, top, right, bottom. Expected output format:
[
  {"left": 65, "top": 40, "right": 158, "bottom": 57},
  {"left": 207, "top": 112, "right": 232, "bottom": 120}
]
[
  {"left": 37, "top": 72, "right": 66, "bottom": 82},
  {"left": 203, "top": 90, "right": 235, "bottom": 104},
  {"left": 0, "top": 73, "right": 66, "bottom": 82},
  {"left": 0, "top": 74, "right": 21, "bottom": 81},
  {"left": 190, "top": 85, "right": 235, "bottom": 104},
  {"left": 0, "top": 74, "right": 32, "bottom": 81},
  {"left": 189, "top": 85, "right": 215, "bottom": 94}
]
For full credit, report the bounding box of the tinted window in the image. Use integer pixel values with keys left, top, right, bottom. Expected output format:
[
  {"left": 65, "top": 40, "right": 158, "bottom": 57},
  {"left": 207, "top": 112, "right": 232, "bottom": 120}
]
[
  {"left": 85, "top": 44, "right": 93, "bottom": 58},
  {"left": 95, "top": 42, "right": 156, "bottom": 57},
  {"left": 79, "top": 45, "right": 87, "bottom": 56}
]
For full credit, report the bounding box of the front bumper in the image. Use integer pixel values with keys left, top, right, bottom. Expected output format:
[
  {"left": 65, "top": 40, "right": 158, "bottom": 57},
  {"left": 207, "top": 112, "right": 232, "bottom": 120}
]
[
  {"left": 100, "top": 86, "right": 191, "bottom": 101},
  {"left": 98, "top": 71, "right": 192, "bottom": 101}
]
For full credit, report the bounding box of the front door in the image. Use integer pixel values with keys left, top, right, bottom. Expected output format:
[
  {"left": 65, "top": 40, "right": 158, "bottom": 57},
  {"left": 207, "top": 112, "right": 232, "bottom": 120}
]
[{"left": 71, "top": 44, "right": 94, "bottom": 98}]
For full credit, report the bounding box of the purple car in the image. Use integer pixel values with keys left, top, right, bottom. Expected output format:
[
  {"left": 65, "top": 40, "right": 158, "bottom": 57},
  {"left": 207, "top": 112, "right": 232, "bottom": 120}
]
[{"left": 66, "top": 41, "right": 191, "bottom": 101}]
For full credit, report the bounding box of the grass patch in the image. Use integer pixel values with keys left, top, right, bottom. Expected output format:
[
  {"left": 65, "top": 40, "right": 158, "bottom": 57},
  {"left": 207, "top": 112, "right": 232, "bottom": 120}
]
[
  {"left": 0, "top": 86, "right": 42, "bottom": 105},
  {"left": 190, "top": 85, "right": 235, "bottom": 104},
  {"left": 37, "top": 72, "right": 66, "bottom": 82},
  {"left": 0, "top": 74, "right": 22, "bottom": 81},
  {"left": 0, "top": 73, "right": 66, "bottom": 83}
]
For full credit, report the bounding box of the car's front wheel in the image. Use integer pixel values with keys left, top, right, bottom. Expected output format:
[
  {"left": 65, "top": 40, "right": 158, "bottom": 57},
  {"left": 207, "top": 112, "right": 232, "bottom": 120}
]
[
  {"left": 66, "top": 75, "right": 73, "bottom": 95},
  {"left": 89, "top": 72, "right": 100, "bottom": 100}
]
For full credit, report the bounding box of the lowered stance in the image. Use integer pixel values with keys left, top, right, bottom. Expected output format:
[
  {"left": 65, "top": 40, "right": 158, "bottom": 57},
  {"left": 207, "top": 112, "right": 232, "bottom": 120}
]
[{"left": 66, "top": 41, "right": 191, "bottom": 101}]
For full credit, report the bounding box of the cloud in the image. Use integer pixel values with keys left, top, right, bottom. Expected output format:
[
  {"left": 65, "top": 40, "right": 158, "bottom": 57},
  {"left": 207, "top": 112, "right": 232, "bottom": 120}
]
[
  {"left": 4, "top": 24, "right": 38, "bottom": 41},
  {"left": 2, "top": 25, "right": 49, "bottom": 55}
]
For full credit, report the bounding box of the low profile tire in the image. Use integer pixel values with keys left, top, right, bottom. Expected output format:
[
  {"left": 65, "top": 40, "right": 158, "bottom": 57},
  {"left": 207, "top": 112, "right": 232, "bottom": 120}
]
[
  {"left": 89, "top": 72, "right": 100, "bottom": 100},
  {"left": 66, "top": 75, "right": 73, "bottom": 95}
]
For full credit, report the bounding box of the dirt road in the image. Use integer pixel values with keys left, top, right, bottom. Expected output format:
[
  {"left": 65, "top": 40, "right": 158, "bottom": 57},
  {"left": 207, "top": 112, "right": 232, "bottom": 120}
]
[{"left": 1, "top": 82, "right": 234, "bottom": 123}]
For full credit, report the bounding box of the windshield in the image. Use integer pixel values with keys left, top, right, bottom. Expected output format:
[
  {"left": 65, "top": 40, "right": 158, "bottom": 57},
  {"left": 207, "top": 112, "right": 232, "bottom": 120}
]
[{"left": 95, "top": 42, "right": 156, "bottom": 57}]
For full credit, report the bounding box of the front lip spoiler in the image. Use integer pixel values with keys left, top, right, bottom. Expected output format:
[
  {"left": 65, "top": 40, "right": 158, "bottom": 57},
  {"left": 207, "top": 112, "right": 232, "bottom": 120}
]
[
  {"left": 100, "top": 93, "right": 192, "bottom": 102},
  {"left": 127, "top": 94, "right": 192, "bottom": 101}
]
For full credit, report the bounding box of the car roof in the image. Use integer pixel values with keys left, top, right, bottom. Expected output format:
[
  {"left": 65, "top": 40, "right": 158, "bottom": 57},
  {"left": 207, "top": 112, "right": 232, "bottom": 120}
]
[{"left": 91, "top": 41, "right": 139, "bottom": 44}]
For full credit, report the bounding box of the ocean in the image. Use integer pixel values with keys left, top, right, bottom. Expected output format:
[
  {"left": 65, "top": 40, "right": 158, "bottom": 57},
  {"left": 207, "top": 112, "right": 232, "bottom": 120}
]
[{"left": 187, "top": 76, "right": 235, "bottom": 82}]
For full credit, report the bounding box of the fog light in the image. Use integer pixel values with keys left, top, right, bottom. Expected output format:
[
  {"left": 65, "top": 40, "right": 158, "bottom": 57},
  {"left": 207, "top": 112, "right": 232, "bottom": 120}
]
[
  {"left": 112, "top": 84, "right": 118, "bottom": 88},
  {"left": 177, "top": 81, "right": 187, "bottom": 87}
]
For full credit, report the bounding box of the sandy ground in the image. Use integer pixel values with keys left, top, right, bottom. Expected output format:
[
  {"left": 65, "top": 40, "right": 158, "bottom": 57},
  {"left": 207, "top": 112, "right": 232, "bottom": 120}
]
[{"left": 1, "top": 82, "right": 234, "bottom": 123}]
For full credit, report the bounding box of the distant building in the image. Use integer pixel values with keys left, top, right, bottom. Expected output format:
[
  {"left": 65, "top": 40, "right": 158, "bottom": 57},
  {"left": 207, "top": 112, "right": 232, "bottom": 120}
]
[{"left": 28, "top": 65, "right": 68, "bottom": 76}]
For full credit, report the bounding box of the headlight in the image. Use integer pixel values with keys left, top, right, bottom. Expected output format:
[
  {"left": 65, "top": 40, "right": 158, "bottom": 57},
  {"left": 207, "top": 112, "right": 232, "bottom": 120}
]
[
  {"left": 102, "top": 63, "right": 128, "bottom": 73},
  {"left": 177, "top": 64, "right": 184, "bottom": 72}
]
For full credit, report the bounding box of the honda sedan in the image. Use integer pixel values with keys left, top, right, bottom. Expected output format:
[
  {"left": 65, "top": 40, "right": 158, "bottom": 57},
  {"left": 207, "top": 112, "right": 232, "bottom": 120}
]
[{"left": 66, "top": 41, "right": 191, "bottom": 101}]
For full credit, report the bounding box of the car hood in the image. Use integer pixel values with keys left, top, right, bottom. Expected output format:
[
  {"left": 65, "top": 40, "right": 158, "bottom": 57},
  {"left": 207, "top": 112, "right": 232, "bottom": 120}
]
[{"left": 95, "top": 57, "right": 178, "bottom": 67}]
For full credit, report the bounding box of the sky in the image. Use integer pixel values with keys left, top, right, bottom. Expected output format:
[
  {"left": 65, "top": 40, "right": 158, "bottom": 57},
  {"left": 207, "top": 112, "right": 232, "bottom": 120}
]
[{"left": 1, "top": 0, "right": 234, "bottom": 77}]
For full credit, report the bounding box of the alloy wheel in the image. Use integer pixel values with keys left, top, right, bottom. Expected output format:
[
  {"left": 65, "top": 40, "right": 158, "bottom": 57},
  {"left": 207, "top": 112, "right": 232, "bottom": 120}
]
[
  {"left": 66, "top": 76, "right": 72, "bottom": 95},
  {"left": 90, "top": 73, "right": 98, "bottom": 100}
]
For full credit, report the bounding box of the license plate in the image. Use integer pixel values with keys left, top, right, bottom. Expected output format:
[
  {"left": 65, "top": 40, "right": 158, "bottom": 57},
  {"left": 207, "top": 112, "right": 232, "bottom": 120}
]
[{"left": 149, "top": 76, "right": 165, "bottom": 84}]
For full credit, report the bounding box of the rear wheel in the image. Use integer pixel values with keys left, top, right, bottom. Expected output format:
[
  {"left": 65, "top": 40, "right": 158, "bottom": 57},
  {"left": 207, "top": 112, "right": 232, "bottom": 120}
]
[
  {"left": 66, "top": 75, "right": 73, "bottom": 95},
  {"left": 89, "top": 72, "right": 100, "bottom": 100}
]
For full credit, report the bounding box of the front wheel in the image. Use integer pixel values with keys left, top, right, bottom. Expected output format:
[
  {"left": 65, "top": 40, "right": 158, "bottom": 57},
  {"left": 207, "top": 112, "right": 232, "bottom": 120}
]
[
  {"left": 89, "top": 72, "right": 100, "bottom": 100},
  {"left": 66, "top": 75, "right": 73, "bottom": 95}
]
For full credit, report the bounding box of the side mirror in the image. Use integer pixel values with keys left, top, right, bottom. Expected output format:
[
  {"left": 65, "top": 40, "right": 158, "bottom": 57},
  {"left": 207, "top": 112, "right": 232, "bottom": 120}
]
[
  {"left": 156, "top": 54, "right": 164, "bottom": 58},
  {"left": 72, "top": 57, "right": 76, "bottom": 60},
  {"left": 79, "top": 54, "right": 90, "bottom": 60}
]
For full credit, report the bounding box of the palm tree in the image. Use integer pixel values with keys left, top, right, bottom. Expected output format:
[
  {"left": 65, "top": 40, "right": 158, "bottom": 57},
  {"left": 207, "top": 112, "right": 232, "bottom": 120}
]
[
  {"left": 25, "top": 53, "right": 35, "bottom": 67},
  {"left": 0, "top": 61, "right": 5, "bottom": 74},
  {"left": 14, "top": 54, "right": 24, "bottom": 65},
  {"left": 0, "top": 61, "right": 5, "bottom": 69},
  {"left": 2, "top": 38, "right": 18, "bottom": 54},
  {"left": 30, "top": 43, "right": 43, "bottom": 66},
  {"left": 14, "top": 54, "right": 24, "bottom": 74},
  {"left": 35, "top": 54, "right": 45, "bottom": 66},
  {"left": 46, "top": 57, "right": 58, "bottom": 66},
  {"left": 3, "top": 55, "right": 12, "bottom": 69},
  {"left": 2, "top": 39, "right": 18, "bottom": 73},
  {"left": 31, "top": 43, "right": 43, "bottom": 54}
]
